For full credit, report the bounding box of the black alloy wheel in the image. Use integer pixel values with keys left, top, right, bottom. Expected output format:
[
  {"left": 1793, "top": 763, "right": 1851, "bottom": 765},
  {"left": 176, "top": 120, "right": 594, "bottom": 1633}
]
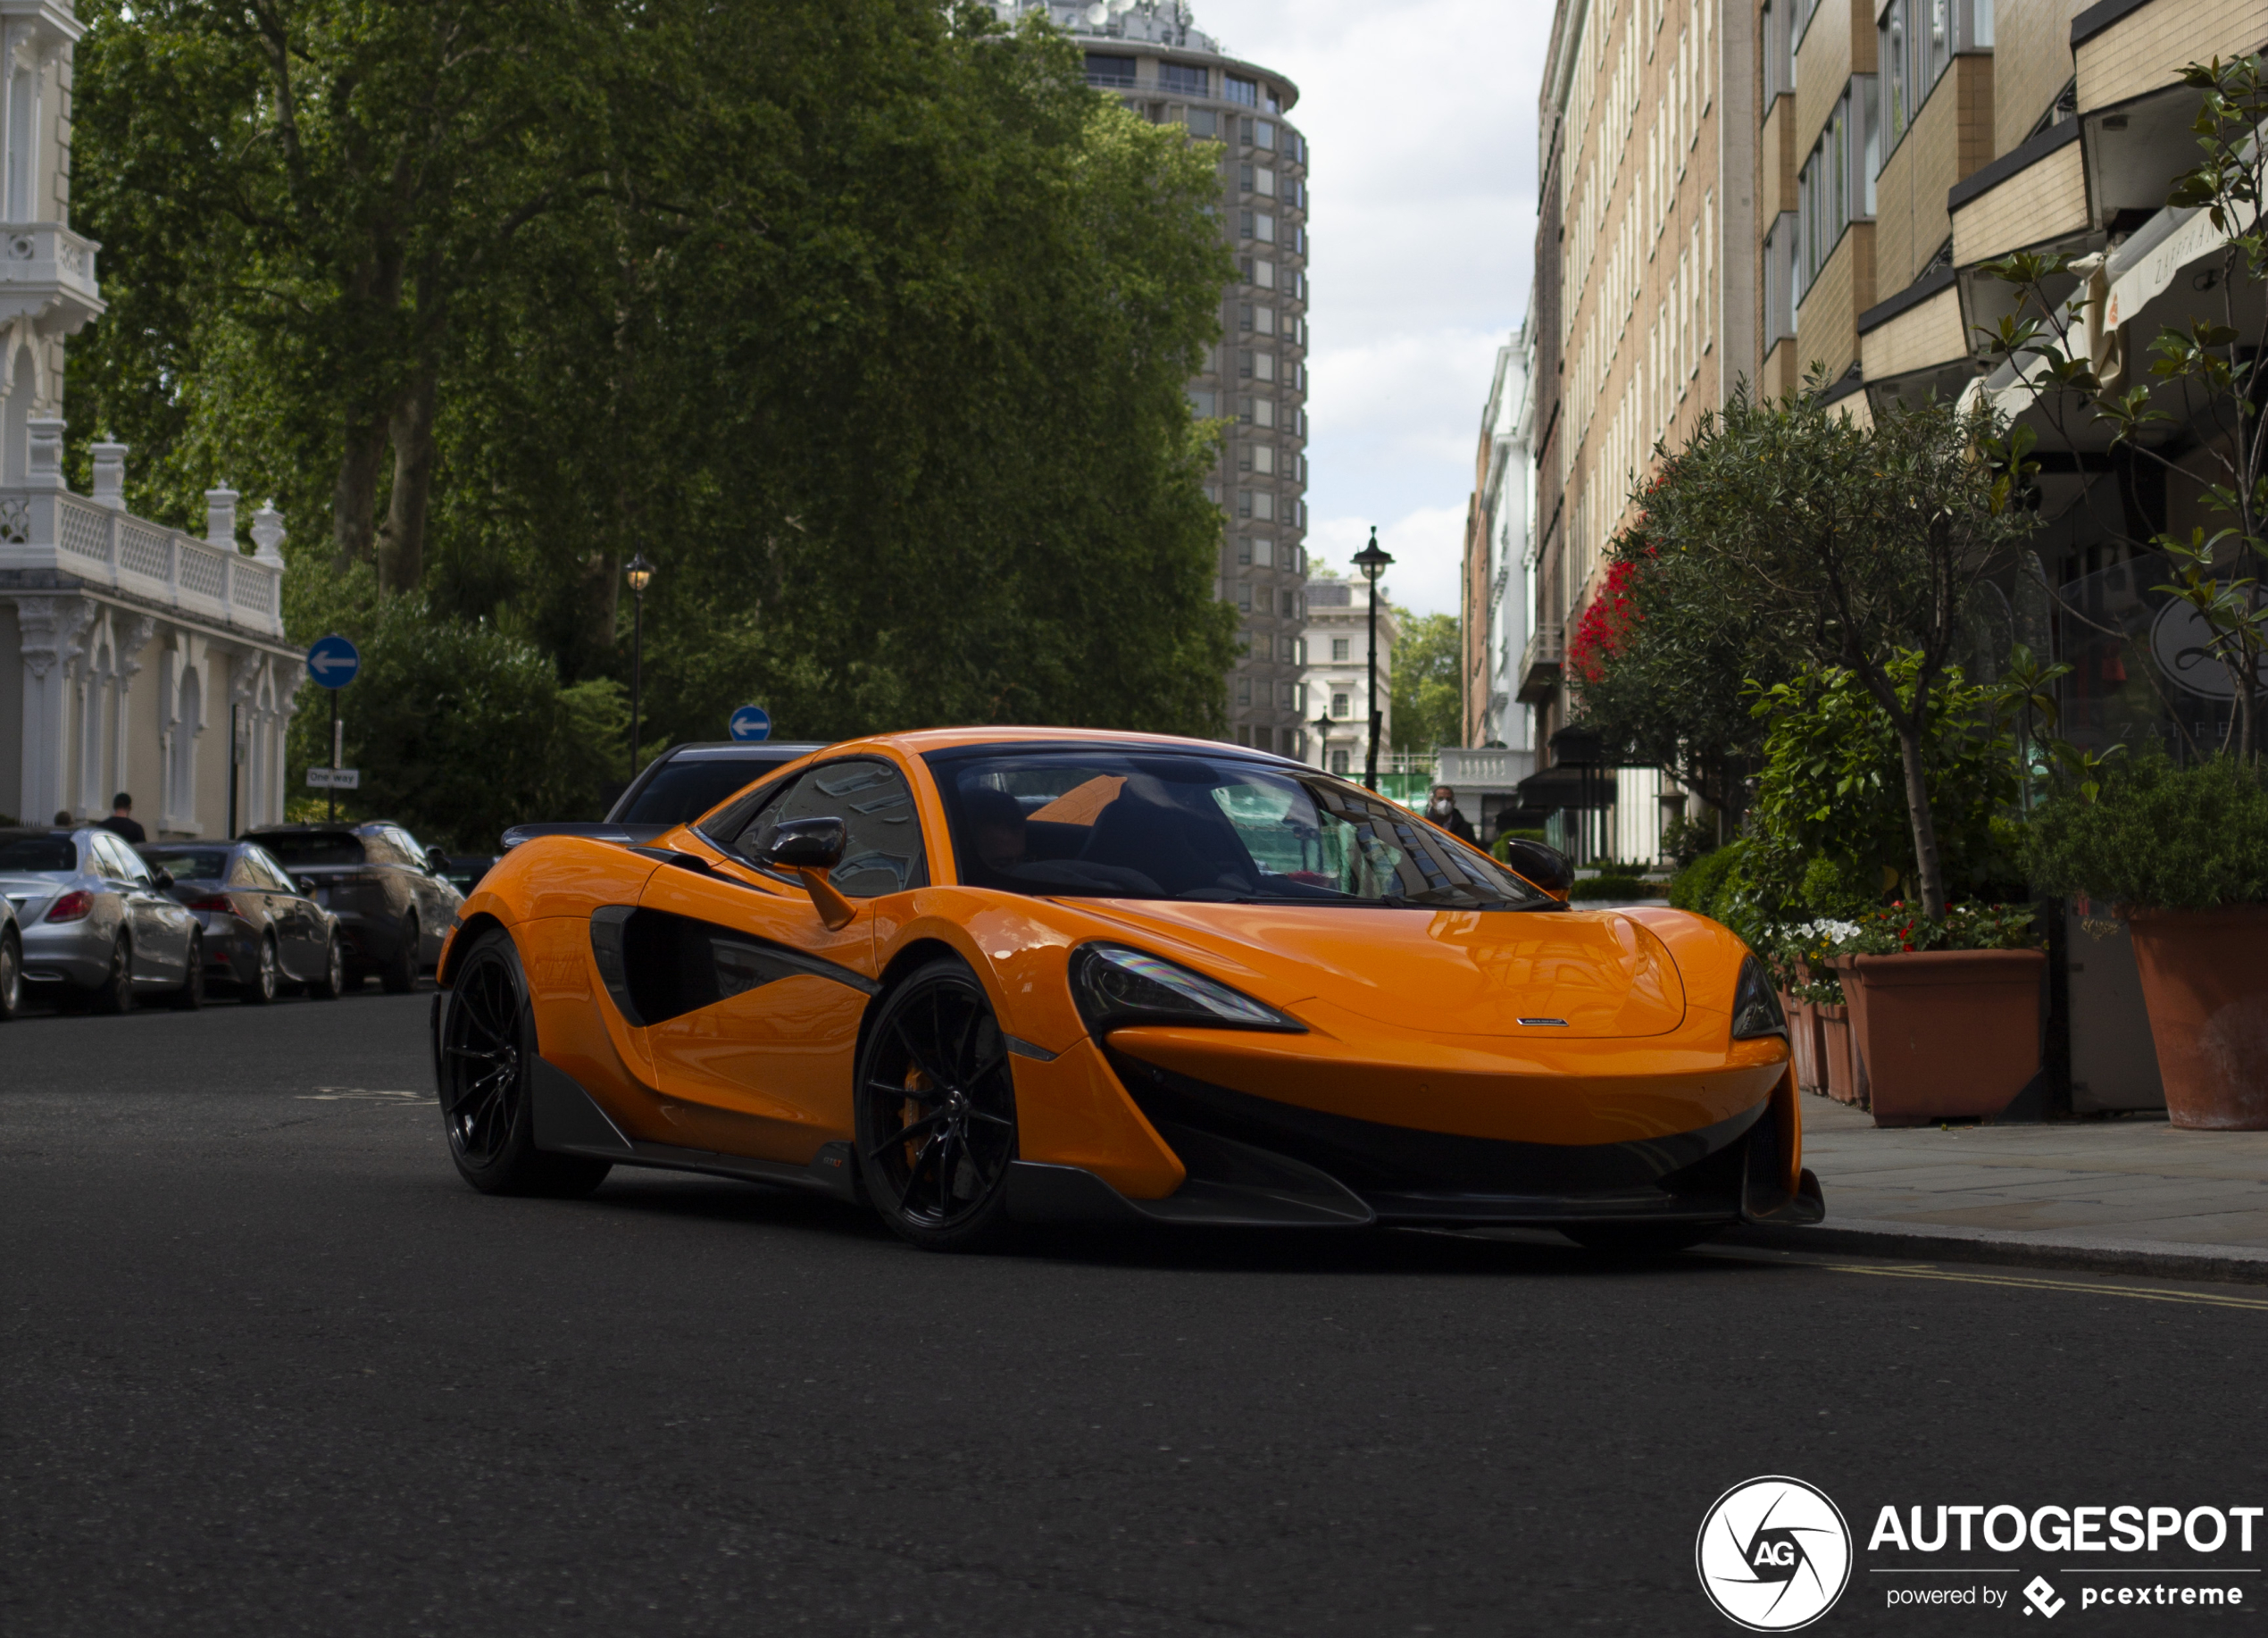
[
  {"left": 855, "top": 958, "right": 1020, "bottom": 1252},
  {"left": 92, "top": 935, "right": 134, "bottom": 1015},
  {"left": 307, "top": 933, "right": 346, "bottom": 1000},
  {"left": 169, "top": 934, "right": 204, "bottom": 1010},
  {"left": 242, "top": 934, "right": 279, "bottom": 1005},
  {"left": 437, "top": 928, "right": 610, "bottom": 1197},
  {"left": 382, "top": 915, "right": 419, "bottom": 994},
  {"left": 0, "top": 928, "right": 21, "bottom": 1021}
]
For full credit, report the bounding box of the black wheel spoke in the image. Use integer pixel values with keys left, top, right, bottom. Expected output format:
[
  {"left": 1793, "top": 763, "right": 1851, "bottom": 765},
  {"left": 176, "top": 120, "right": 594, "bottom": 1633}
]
[
  {"left": 894, "top": 1019, "right": 953, "bottom": 1095},
  {"left": 868, "top": 1109, "right": 946, "bottom": 1160},
  {"left": 866, "top": 1077, "right": 941, "bottom": 1102},
  {"left": 961, "top": 1107, "right": 1014, "bottom": 1132}
]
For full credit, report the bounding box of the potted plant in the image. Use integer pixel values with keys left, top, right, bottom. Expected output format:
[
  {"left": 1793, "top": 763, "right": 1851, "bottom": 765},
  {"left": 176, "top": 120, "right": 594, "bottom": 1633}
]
[
  {"left": 1825, "top": 904, "right": 2046, "bottom": 1126},
  {"left": 2027, "top": 749, "right": 2268, "bottom": 1129}
]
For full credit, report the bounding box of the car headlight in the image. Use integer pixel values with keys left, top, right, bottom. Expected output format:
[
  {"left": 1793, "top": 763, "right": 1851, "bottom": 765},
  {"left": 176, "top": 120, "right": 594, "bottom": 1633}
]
[
  {"left": 1069, "top": 943, "right": 1305, "bottom": 1035},
  {"left": 1730, "top": 953, "right": 1789, "bottom": 1040}
]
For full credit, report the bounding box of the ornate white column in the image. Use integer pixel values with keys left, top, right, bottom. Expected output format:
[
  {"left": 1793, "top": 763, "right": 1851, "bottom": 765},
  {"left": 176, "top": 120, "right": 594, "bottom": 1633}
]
[
  {"left": 111, "top": 612, "right": 154, "bottom": 803},
  {"left": 13, "top": 592, "right": 91, "bottom": 823}
]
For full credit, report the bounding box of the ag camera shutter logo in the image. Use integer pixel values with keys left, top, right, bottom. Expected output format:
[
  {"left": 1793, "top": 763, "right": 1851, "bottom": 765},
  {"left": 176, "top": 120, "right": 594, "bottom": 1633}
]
[{"left": 1697, "top": 1476, "right": 1854, "bottom": 1631}]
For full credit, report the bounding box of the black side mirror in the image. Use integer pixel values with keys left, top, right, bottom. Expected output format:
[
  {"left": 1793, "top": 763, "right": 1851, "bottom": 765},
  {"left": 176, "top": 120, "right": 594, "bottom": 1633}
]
[
  {"left": 296, "top": 876, "right": 318, "bottom": 896},
  {"left": 762, "top": 816, "right": 845, "bottom": 872},
  {"left": 1500, "top": 838, "right": 1575, "bottom": 897},
  {"left": 151, "top": 868, "right": 174, "bottom": 891}
]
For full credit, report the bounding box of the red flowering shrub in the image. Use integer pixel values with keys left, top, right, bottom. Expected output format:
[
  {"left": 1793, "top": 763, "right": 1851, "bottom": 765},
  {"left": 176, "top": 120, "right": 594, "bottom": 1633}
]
[{"left": 1568, "top": 555, "right": 1646, "bottom": 685}]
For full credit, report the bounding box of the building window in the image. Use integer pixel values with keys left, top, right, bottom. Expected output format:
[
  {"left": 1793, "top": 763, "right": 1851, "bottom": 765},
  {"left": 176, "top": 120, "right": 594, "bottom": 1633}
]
[
  {"left": 1252, "top": 444, "right": 1275, "bottom": 475},
  {"left": 1238, "top": 349, "right": 1255, "bottom": 378},
  {"left": 1188, "top": 389, "right": 1215, "bottom": 416},
  {"left": 1255, "top": 119, "right": 1275, "bottom": 149},
  {"left": 1238, "top": 210, "right": 1255, "bottom": 239},
  {"left": 1186, "top": 108, "right": 1218, "bottom": 138},
  {"left": 1255, "top": 305, "right": 1276, "bottom": 336},
  {"left": 1280, "top": 681, "right": 1297, "bottom": 708},
  {"left": 1795, "top": 79, "right": 1877, "bottom": 299},
  {"left": 1227, "top": 75, "right": 1257, "bottom": 107},
  {"left": 1254, "top": 352, "right": 1276, "bottom": 382},
  {"left": 1330, "top": 748, "right": 1350, "bottom": 774},
  {"left": 1331, "top": 691, "right": 1350, "bottom": 718},
  {"left": 1237, "top": 676, "right": 1252, "bottom": 706},
  {"left": 1253, "top": 537, "right": 1274, "bottom": 565},
  {"left": 1880, "top": 0, "right": 1989, "bottom": 162},
  {"left": 1255, "top": 258, "right": 1276, "bottom": 288},
  {"left": 1250, "top": 492, "right": 1275, "bottom": 522},
  {"left": 1252, "top": 397, "right": 1275, "bottom": 428},
  {"left": 1255, "top": 213, "right": 1276, "bottom": 243},
  {"left": 1332, "top": 638, "right": 1349, "bottom": 662},
  {"left": 1237, "top": 536, "right": 1253, "bottom": 564},
  {"left": 1238, "top": 302, "right": 1255, "bottom": 331},
  {"left": 1763, "top": 212, "right": 1797, "bottom": 346},
  {"left": 1161, "top": 62, "right": 1207, "bottom": 97},
  {"left": 1255, "top": 167, "right": 1276, "bottom": 198},
  {"left": 1083, "top": 54, "right": 1137, "bottom": 88}
]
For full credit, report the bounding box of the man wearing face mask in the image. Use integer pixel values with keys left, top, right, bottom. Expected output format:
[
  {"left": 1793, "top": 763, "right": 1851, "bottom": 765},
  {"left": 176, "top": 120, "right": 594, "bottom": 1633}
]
[{"left": 1424, "top": 784, "right": 1476, "bottom": 845}]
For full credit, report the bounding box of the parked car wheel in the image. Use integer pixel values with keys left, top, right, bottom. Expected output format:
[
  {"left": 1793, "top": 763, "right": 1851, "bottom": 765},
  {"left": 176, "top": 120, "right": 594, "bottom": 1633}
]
[
  {"left": 0, "top": 927, "right": 21, "bottom": 1022},
  {"left": 438, "top": 928, "right": 611, "bottom": 1197},
  {"left": 381, "top": 915, "right": 419, "bottom": 994},
  {"left": 307, "top": 933, "right": 346, "bottom": 1001},
  {"left": 241, "top": 934, "right": 279, "bottom": 1005},
  {"left": 170, "top": 934, "right": 205, "bottom": 1011},
  {"left": 92, "top": 935, "right": 135, "bottom": 1015}
]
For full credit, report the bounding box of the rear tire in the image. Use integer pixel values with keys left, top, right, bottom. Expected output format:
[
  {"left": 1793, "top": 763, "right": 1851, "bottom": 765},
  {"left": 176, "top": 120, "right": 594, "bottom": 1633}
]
[
  {"left": 1561, "top": 1224, "right": 1722, "bottom": 1258},
  {"left": 0, "top": 928, "right": 21, "bottom": 1021},
  {"left": 854, "top": 957, "right": 1021, "bottom": 1253},
  {"left": 306, "top": 933, "right": 346, "bottom": 1000},
  {"left": 92, "top": 935, "right": 134, "bottom": 1015},
  {"left": 381, "top": 915, "right": 419, "bottom": 994},
  {"left": 241, "top": 934, "right": 279, "bottom": 1005},
  {"left": 169, "top": 934, "right": 205, "bottom": 1010},
  {"left": 437, "top": 927, "right": 611, "bottom": 1198}
]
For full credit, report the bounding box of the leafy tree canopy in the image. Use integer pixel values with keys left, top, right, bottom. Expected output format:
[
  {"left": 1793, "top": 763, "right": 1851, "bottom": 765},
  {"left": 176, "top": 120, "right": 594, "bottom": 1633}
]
[{"left": 1390, "top": 609, "right": 1460, "bottom": 753}]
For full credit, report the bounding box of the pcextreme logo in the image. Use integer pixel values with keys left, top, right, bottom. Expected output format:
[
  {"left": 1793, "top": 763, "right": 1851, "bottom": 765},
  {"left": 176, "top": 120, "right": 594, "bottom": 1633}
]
[{"left": 1697, "top": 1476, "right": 1855, "bottom": 1632}]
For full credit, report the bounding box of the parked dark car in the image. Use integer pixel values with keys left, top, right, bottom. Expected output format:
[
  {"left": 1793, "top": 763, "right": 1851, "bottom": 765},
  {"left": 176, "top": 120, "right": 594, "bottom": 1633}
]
[
  {"left": 138, "top": 840, "right": 346, "bottom": 1003},
  {"left": 0, "top": 827, "right": 203, "bottom": 1011},
  {"left": 242, "top": 821, "right": 463, "bottom": 992},
  {"left": 499, "top": 740, "right": 825, "bottom": 851},
  {"left": 436, "top": 855, "right": 499, "bottom": 897}
]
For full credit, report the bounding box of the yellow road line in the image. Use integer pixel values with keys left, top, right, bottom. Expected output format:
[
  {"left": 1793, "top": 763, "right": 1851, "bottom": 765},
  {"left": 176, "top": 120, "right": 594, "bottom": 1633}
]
[{"left": 1818, "top": 1262, "right": 2268, "bottom": 1312}]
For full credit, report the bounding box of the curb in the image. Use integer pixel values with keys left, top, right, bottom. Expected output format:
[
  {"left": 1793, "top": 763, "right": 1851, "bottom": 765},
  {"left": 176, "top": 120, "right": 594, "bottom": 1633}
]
[{"left": 1722, "top": 1218, "right": 2268, "bottom": 1287}]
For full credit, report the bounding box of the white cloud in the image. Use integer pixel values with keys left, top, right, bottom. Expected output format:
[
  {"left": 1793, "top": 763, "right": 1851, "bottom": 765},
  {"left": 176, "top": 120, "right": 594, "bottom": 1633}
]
[{"left": 1196, "top": 0, "right": 1549, "bottom": 616}]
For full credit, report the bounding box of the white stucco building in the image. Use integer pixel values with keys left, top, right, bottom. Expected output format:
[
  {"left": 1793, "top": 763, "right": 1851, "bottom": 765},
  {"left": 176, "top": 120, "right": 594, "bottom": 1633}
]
[
  {"left": 0, "top": 0, "right": 299, "bottom": 835},
  {"left": 1300, "top": 573, "right": 1395, "bottom": 779}
]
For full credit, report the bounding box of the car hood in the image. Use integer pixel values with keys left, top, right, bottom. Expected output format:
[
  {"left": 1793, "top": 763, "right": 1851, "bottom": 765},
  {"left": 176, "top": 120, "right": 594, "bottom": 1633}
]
[{"left": 1069, "top": 900, "right": 1687, "bottom": 1039}]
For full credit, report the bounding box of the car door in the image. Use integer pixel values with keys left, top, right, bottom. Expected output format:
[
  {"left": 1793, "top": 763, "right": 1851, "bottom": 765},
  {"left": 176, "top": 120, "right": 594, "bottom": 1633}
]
[
  {"left": 387, "top": 826, "right": 457, "bottom": 964},
  {"left": 633, "top": 757, "right": 927, "bottom": 1164},
  {"left": 97, "top": 833, "right": 188, "bottom": 985},
  {"left": 245, "top": 846, "right": 316, "bottom": 974}
]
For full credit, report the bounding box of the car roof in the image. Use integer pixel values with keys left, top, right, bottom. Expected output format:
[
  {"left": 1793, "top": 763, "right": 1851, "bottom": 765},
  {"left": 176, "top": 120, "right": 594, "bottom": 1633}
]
[
  {"left": 656, "top": 741, "right": 827, "bottom": 762},
  {"left": 849, "top": 725, "right": 1312, "bottom": 769}
]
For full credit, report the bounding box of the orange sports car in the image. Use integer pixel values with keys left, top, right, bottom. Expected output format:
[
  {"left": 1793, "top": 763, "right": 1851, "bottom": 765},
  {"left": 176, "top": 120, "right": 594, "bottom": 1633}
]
[{"left": 432, "top": 728, "right": 1823, "bottom": 1252}]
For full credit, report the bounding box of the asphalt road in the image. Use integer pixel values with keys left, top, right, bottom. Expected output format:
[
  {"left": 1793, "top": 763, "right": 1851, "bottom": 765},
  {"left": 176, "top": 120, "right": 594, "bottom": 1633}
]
[{"left": 4, "top": 984, "right": 2263, "bottom": 1636}]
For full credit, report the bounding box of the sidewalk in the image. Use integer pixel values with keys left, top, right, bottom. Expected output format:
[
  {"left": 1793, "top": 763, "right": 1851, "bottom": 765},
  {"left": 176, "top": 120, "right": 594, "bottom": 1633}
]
[{"left": 1731, "top": 1093, "right": 2268, "bottom": 1284}]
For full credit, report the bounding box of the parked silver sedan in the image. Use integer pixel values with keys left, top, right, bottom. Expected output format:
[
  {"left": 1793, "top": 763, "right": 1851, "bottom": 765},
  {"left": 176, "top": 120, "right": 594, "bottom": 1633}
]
[
  {"left": 0, "top": 828, "right": 204, "bottom": 1012},
  {"left": 0, "top": 886, "right": 20, "bottom": 1022}
]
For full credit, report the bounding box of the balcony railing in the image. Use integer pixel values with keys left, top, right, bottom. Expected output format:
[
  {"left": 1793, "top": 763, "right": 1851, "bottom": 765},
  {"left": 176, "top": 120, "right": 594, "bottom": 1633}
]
[
  {"left": 0, "top": 221, "right": 103, "bottom": 330},
  {"left": 1437, "top": 746, "right": 1537, "bottom": 790},
  {"left": 1515, "top": 623, "right": 1564, "bottom": 703},
  {"left": 1085, "top": 69, "right": 1215, "bottom": 98},
  {"left": 0, "top": 486, "right": 285, "bottom": 639}
]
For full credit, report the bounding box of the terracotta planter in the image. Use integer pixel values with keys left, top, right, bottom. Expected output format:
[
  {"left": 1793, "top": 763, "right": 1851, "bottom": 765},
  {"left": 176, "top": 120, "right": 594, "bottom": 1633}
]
[
  {"left": 1782, "top": 992, "right": 1826, "bottom": 1097},
  {"left": 2126, "top": 905, "right": 2268, "bottom": 1131},
  {"left": 1831, "top": 950, "right": 2044, "bottom": 1127},
  {"left": 1818, "top": 1004, "right": 1859, "bottom": 1105}
]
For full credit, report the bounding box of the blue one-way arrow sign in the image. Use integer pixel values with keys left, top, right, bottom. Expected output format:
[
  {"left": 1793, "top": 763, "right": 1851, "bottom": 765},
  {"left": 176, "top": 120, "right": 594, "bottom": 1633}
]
[
  {"left": 728, "top": 704, "right": 772, "bottom": 742},
  {"left": 306, "top": 633, "right": 362, "bottom": 689}
]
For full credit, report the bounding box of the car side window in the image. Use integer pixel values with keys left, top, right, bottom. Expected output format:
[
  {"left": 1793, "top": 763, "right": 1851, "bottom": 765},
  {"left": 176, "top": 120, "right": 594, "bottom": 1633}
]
[
  {"left": 360, "top": 831, "right": 405, "bottom": 867},
  {"left": 227, "top": 851, "right": 263, "bottom": 888},
  {"left": 92, "top": 833, "right": 139, "bottom": 882},
  {"left": 245, "top": 848, "right": 293, "bottom": 892},
  {"left": 388, "top": 827, "right": 430, "bottom": 867},
  {"left": 730, "top": 759, "right": 927, "bottom": 898}
]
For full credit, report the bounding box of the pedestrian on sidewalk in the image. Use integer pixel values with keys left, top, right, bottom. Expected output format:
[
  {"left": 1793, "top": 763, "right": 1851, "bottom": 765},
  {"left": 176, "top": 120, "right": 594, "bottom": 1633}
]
[
  {"left": 95, "top": 793, "right": 145, "bottom": 845},
  {"left": 1425, "top": 784, "right": 1476, "bottom": 845}
]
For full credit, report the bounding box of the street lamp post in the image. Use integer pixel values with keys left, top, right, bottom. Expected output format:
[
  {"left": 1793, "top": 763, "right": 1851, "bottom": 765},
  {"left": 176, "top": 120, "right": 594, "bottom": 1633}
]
[
  {"left": 1311, "top": 713, "right": 1334, "bottom": 775},
  {"left": 625, "top": 554, "right": 655, "bottom": 783},
  {"left": 1351, "top": 527, "right": 1394, "bottom": 793}
]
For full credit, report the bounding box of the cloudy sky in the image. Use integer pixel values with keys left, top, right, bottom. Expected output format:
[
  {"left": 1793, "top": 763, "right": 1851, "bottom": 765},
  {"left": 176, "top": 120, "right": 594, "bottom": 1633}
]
[{"left": 1197, "top": 0, "right": 1555, "bottom": 616}]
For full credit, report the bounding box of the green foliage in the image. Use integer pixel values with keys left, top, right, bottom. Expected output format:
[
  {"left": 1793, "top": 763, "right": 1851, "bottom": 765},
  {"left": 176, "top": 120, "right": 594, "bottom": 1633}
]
[
  {"left": 1741, "top": 656, "right": 2022, "bottom": 917},
  {"left": 1389, "top": 610, "right": 1461, "bottom": 753},
  {"left": 1669, "top": 838, "right": 1749, "bottom": 919},
  {"left": 1488, "top": 827, "right": 1547, "bottom": 861},
  {"left": 1831, "top": 902, "right": 2040, "bottom": 954},
  {"left": 1568, "top": 875, "right": 1666, "bottom": 901},
  {"left": 2024, "top": 745, "right": 2268, "bottom": 909},
  {"left": 71, "top": 0, "right": 1240, "bottom": 781},
  {"left": 1660, "top": 813, "right": 1717, "bottom": 869}
]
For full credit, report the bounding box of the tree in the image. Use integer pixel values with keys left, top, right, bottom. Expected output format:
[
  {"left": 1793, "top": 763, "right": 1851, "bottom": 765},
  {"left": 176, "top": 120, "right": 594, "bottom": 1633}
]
[
  {"left": 1634, "top": 385, "right": 2038, "bottom": 915},
  {"left": 1391, "top": 610, "right": 1461, "bottom": 753}
]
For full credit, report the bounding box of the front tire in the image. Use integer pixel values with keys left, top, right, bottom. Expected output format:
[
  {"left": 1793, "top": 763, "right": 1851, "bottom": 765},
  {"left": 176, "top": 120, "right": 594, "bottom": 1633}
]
[
  {"left": 438, "top": 927, "right": 611, "bottom": 1198},
  {"left": 381, "top": 915, "right": 419, "bottom": 994},
  {"left": 92, "top": 935, "right": 134, "bottom": 1015},
  {"left": 169, "top": 934, "right": 205, "bottom": 1010},
  {"left": 0, "top": 928, "right": 21, "bottom": 1021},
  {"left": 855, "top": 957, "right": 1020, "bottom": 1253},
  {"left": 241, "top": 933, "right": 279, "bottom": 1005},
  {"left": 306, "top": 932, "right": 346, "bottom": 1000}
]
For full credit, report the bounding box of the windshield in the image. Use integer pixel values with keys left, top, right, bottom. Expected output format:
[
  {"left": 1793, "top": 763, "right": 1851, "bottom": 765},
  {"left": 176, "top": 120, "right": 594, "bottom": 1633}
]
[
  {"left": 142, "top": 847, "right": 231, "bottom": 882},
  {"left": 926, "top": 748, "right": 1550, "bottom": 910},
  {"left": 0, "top": 834, "right": 78, "bottom": 873},
  {"left": 257, "top": 832, "right": 367, "bottom": 867},
  {"left": 616, "top": 754, "right": 799, "bottom": 825}
]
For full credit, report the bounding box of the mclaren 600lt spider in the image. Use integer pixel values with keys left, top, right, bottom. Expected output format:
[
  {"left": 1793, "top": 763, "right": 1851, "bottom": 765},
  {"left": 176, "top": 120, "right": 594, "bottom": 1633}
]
[{"left": 432, "top": 729, "right": 1824, "bottom": 1252}]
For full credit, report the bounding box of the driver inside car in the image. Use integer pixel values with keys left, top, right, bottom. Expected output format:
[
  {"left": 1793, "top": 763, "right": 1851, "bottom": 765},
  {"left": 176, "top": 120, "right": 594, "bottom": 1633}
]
[{"left": 961, "top": 786, "right": 1030, "bottom": 873}]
